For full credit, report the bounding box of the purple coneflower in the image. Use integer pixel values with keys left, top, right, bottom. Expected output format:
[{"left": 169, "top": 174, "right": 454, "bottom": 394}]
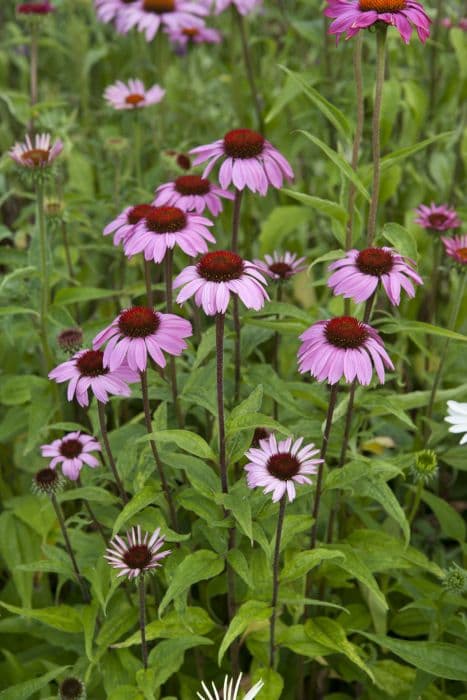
[
  {"left": 441, "top": 235, "right": 467, "bottom": 266},
  {"left": 190, "top": 128, "right": 294, "bottom": 196},
  {"left": 174, "top": 250, "right": 269, "bottom": 315},
  {"left": 103, "top": 203, "right": 154, "bottom": 247},
  {"left": 214, "top": 0, "right": 262, "bottom": 15},
  {"left": 115, "top": 0, "right": 208, "bottom": 41},
  {"left": 324, "top": 0, "right": 431, "bottom": 44},
  {"left": 17, "top": 1, "right": 54, "bottom": 13},
  {"left": 48, "top": 349, "right": 139, "bottom": 407},
  {"left": 298, "top": 316, "right": 394, "bottom": 385},
  {"left": 154, "top": 175, "right": 233, "bottom": 215},
  {"left": 93, "top": 306, "right": 192, "bottom": 372},
  {"left": 41, "top": 432, "right": 101, "bottom": 481},
  {"left": 166, "top": 23, "right": 222, "bottom": 48},
  {"left": 57, "top": 327, "right": 83, "bottom": 354},
  {"left": 9, "top": 133, "right": 63, "bottom": 169},
  {"left": 254, "top": 251, "right": 306, "bottom": 281},
  {"left": 104, "top": 78, "right": 165, "bottom": 110},
  {"left": 415, "top": 203, "right": 461, "bottom": 232},
  {"left": 124, "top": 205, "right": 215, "bottom": 263},
  {"left": 328, "top": 247, "right": 423, "bottom": 306},
  {"left": 94, "top": 0, "right": 137, "bottom": 23},
  {"left": 105, "top": 526, "right": 170, "bottom": 579},
  {"left": 245, "top": 433, "right": 322, "bottom": 503}
]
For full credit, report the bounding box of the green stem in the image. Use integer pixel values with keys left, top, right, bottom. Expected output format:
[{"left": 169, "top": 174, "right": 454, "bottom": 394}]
[
  {"left": 234, "top": 9, "right": 264, "bottom": 132},
  {"left": 270, "top": 497, "right": 286, "bottom": 668},
  {"left": 134, "top": 110, "right": 143, "bottom": 190},
  {"left": 367, "top": 26, "right": 387, "bottom": 246},
  {"left": 97, "top": 401, "right": 128, "bottom": 504},
  {"left": 408, "top": 480, "right": 423, "bottom": 527},
  {"left": 29, "top": 23, "right": 38, "bottom": 130},
  {"left": 36, "top": 179, "right": 53, "bottom": 368},
  {"left": 164, "top": 250, "right": 183, "bottom": 427},
  {"left": 345, "top": 33, "right": 364, "bottom": 252},
  {"left": 51, "top": 494, "right": 89, "bottom": 603},
  {"left": 138, "top": 577, "right": 148, "bottom": 669}
]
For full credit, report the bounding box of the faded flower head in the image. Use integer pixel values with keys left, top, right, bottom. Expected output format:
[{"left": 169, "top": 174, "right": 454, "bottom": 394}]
[
  {"left": 33, "top": 467, "right": 63, "bottom": 496},
  {"left": 57, "top": 328, "right": 83, "bottom": 355},
  {"left": 59, "top": 677, "right": 86, "bottom": 700}
]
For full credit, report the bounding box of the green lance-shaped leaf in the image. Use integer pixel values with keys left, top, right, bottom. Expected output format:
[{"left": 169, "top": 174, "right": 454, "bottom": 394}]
[
  {"left": 282, "top": 189, "right": 348, "bottom": 225},
  {"left": 0, "top": 602, "right": 83, "bottom": 633},
  {"left": 218, "top": 600, "right": 272, "bottom": 665},
  {"left": 138, "top": 429, "right": 216, "bottom": 461},
  {"left": 306, "top": 617, "right": 375, "bottom": 680},
  {"left": 112, "top": 484, "right": 160, "bottom": 537},
  {"left": 0, "top": 665, "right": 70, "bottom": 700},
  {"left": 54, "top": 286, "right": 122, "bottom": 304},
  {"left": 159, "top": 550, "right": 224, "bottom": 616},
  {"left": 113, "top": 607, "right": 215, "bottom": 648},
  {"left": 281, "top": 548, "right": 345, "bottom": 583}
]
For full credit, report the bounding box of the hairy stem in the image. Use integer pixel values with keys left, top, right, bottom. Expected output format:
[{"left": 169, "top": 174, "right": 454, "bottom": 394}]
[
  {"left": 51, "top": 494, "right": 89, "bottom": 602},
  {"left": 270, "top": 497, "right": 286, "bottom": 668},
  {"left": 97, "top": 401, "right": 128, "bottom": 504},
  {"left": 345, "top": 33, "right": 364, "bottom": 252},
  {"left": 215, "top": 313, "right": 228, "bottom": 495},
  {"left": 29, "top": 24, "right": 38, "bottom": 129},
  {"left": 408, "top": 480, "right": 424, "bottom": 527},
  {"left": 367, "top": 26, "right": 387, "bottom": 246}
]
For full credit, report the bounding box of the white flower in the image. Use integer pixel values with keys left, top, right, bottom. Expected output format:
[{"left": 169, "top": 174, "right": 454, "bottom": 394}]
[
  {"left": 445, "top": 401, "right": 467, "bottom": 445},
  {"left": 197, "top": 674, "right": 264, "bottom": 700}
]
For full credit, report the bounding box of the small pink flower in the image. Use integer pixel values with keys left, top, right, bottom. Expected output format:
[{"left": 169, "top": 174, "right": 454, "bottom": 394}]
[
  {"left": 115, "top": 0, "right": 208, "bottom": 41},
  {"left": 154, "top": 175, "right": 233, "bottom": 216},
  {"left": 328, "top": 247, "right": 423, "bottom": 306},
  {"left": 415, "top": 203, "right": 461, "bottom": 232},
  {"left": 49, "top": 349, "right": 139, "bottom": 407},
  {"left": 298, "top": 316, "right": 394, "bottom": 385},
  {"left": 215, "top": 0, "right": 262, "bottom": 15},
  {"left": 441, "top": 17, "right": 452, "bottom": 28},
  {"left": 174, "top": 250, "right": 269, "bottom": 315},
  {"left": 441, "top": 235, "right": 467, "bottom": 266},
  {"left": 459, "top": 18, "right": 467, "bottom": 30},
  {"left": 94, "top": 0, "right": 137, "bottom": 23},
  {"left": 124, "top": 205, "right": 215, "bottom": 263},
  {"left": 254, "top": 251, "right": 306, "bottom": 281},
  {"left": 105, "top": 526, "right": 171, "bottom": 579},
  {"left": 104, "top": 79, "right": 165, "bottom": 110},
  {"left": 41, "top": 432, "right": 101, "bottom": 481},
  {"left": 103, "top": 204, "right": 154, "bottom": 248},
  {"left": 245, "top": 434, "right": 322, "bottom": 503},
  {"left": 9, "top": 133, "right": 63, "bottom": 169},
  {"left": 324, "top": 0, "right": 431, "bottom": 44},
  {"left": 17, "top": 1, "right": 54, "bottom": 13},
  {"left": 165, "top": 23, "right": 222, "bottom": 48},
  {"left": 190, "top": 128, "right": 294, "bottom": 196},
  {"left": 93, "top": 306, "right": 192, "bottom": 372}
]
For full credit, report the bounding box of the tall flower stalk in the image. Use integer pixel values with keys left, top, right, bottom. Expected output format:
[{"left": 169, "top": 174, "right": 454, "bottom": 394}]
[
  {"left": 97, "top": 401, "right": 128, "bottom": 504},
  {"left": 36, "top": 178, "right": 53, "bottom": 367},
  {"left": 164, "top": 249, "right": 183, "bottom": 427},
  {"left": 51, "top": 492, "right": 90, "bottom": 602},
  {"left": 345, "top": 32, "right": 364, "bottom": 254},
  {"left": 231, "top": 188, "right": 244, "bottom": 402},
  {"left": 233, "top": 9, "right": 264, "bottom": 132},
  {"left": 270, "top": 496, "right": 286, "bottom": 668}
]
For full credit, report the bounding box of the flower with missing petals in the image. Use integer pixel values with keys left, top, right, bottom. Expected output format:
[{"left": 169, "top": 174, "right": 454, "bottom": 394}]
[
  {"left": 9, "top": 133, "right": 63, "bottom": 169},
  {"left": 415, "top": 203, "right": 461, "bottom": 232},
  {"left": 298, "top": 316, "right": 394, "bottom": 385},
  {"left": 190, "top": 128, "right": 294, "bottom": 196},
  {"left": 441, "top": 235, "right": 467, "bottom": 266},
  {"left": 197, "top": 674, "right": 264, "bottom": 700},
  {"left": 245, "top": 434, "right": 322, "bottom": 503},
  {"left": 174, "top": 250, "right": 269, "bottom": 316},
  {"left": 33, "top": 467, "right": 63, "bottom": 495},
  {"left": 104, "top": 79, "right": 165, "bottom": 110},
  {"left": 57, "top": 328, "right": 83, "bottom": 355},
  {"left": 154, "top": 175, "right": 233, "bottom": 215},
  {"left": 105, "top": 526, "right": 171, "bottom": 579},
  {"left": 254, "top": 251, "right": 306, "bottom": 281},
  {"left": 41, "top": 432, "right": 101, "bottom": 481}
]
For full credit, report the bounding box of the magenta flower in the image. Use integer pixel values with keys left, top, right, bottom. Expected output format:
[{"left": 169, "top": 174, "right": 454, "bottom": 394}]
[
  {"left": 298, "top": 316, "right": 394, "bottom": 385},
  {"left": 190, "top": 128, "right": 294, "bottom": 196},
  {"left": 254, "top": 251, "right": 306, "bottom": 281},
  {"left": 104, "top": 79, "right": 165, "bottom": 110},
  {"left": 17, "top": 1, "right": 54, "bottom": 13},
  {"left": 441, "top": 235, "right": 467, "bottom": 266},
  {"left": 215, "top": 0, "right": 262, "bottom": 15},
  {"left": 165, "top": 23, "right": 222, "bottom": 48},
  {"left": 174, "top": 250, "right": 269, "bottom": 316},
  {"left": 41, "top": 432, "right": 101, "bottom": 481},
  {"left": 328, "top": 247, "right": 423, "bottom": 306},
  {"left": 93, "top": 306, "right": 192, "bottom": 372},
  {"left": 105, "top": 526, "right": 171, "bottom": 580},
  {"left": 115, "top": 0, "right": 208, "bottom": 41},
  {"left": 9, "top": 133, "right": 63, "bottom": 169},
  {"left": 324, "top": 0, "right": 431, "bottom": 44},
  {"left": 154, "top": 175, "right": 233, "bottom": 216},
  {"left": 123, "top": 205, "right": 215, "bottom": 263},
  {"left": 49, "top": 349, "right": 139, "bottom": 407},
  {"left": 415, "top": 203, "right": 461, "bottom": 232},
  {"left": 103, "top": 204, "right": 154, "bottom": 248},
  {"left": 94, "top": 0, "right": 137, "bottom": 23},
  {"left": 245, "top": 434, "right": 322, "bottom": 503}
]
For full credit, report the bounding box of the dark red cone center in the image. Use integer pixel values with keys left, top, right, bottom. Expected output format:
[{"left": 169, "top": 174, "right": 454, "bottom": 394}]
[
  {"left": 267, "top": 452, "right": 300, "bottom": 480},
  {"left": 428, "top": 212, "right": 448, "bottom": 228},
  {"left": 182, "top": 27, "right": 200, "bottom": 37},
  {"left": 60, "top": 439, "right": 83, "bottom": 459},
  {"left": 57, "top": 328, "right": 83, "bottom": 352},
  {"left": 224, "top": 129, "right": 265, "bottom": 159},
  {"left": 457, "top": 247, "right": 467, "bottom": 262},
  {"left": 76, "top": 350, "right": 109, "bottom": 377},
  {"left": 125, "top": 93, "right": 145, "bottom": 106},
  {"left": 118, "top": 307, "right": 160, "bottom": 338},
  {"left": 127, "top": 204, "right": 155, "bottom": 226},
  {"left": 269, "top": 261, "right": 293, "bottom": 279},
  {"left": 21, "top": 148, "right": 49, "bottom": 165},
  {"left": 325, "top": 316, "right": 369, "bottom": 349},
  {"left": 143, "top": 0, "right": 175, "bottom": 12},
  {"left": 123, "top": 544, "right": 152, "bottom": 569},
  {"left": 359, "top": 0, "right": 406, "bottom": 11},
  {"left": 145, "top": 206, "right": 186, "bottom": 233},
  {"left": 175, "top": 175, "right": 210, "bottom": 196},
  {"left": 356, "top": 247, "right": 393, "bottom": 276},
  {"left": 18, "top": 3, "right": 54, "bottom": 14},
  {"left": 35, "top": 468, "right": 58, "bottom": 489},
  {"left": 197, "top": 251, "right": 244, "bottom": 282}
]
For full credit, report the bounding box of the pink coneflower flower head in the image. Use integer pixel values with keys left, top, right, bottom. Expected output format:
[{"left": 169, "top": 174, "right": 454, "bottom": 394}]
[
  {"left": 298, "top": 316, "right": 394, "bottom": 385},
  {"left": 441, "top": 235, "right": 467, "bottom": 266},
  {"left": 9, "top": 133, "right": 63, "bottom": 169},
  {"left": 214, "top": 0, "right": 262, "bottom": 15},
  {"left": 105, "top": 526, "right": 171, "bottom": 580},
  {"left": 33, "top": 467, "right": 63, "bottom": 496},
  {"left": 103, "top": 203, "right": 154, "bottom": 247},
  {"left": 415, "top": 203, "right": 461, "bottom": 232},
  {"left": 190, "top": 128, "right": 294, "bottom": 196},
  {"left": 41, "top": 432, "right": 101, "bottom": 481},
  {"left": 328, "top": 247, "right": 423, "bottom": 306},
  {"left": 166, "top": 23, "right": 222, "bottom": 49},
  {"left": 94, "top": 0, "right": 138, "bottom": 23},
  {"left": 254, "top": 251, "right": 306, "bottom": 281},
  {"left": 115, "top": 0, "right": 208, "bottom": 41},
  {"left": 93, "top": 306, "right": 192, "bottom": 372},
  {"left": 174, "top": 250, "right": 269, "bottom": 316},
  {"left": 57, "top": 327, "right": 83, "bottom": 354},
  {"left": 48, "top": 349, "right": 139, "bottom": 407},
  {"left": 459, "top": 18, "right": 467, "bottom": 30},
  {"left": 324, "top": 0, "right": 431, "bottom": 44},
  {"left": 245, "top": 434, "right": 322, "bottom": 503},
  {"left": 441, "top": 17, "right": 452, "bottom": 28},
  {"left": 154, "top": 175, "right": 233, "bottom": 216},
  {"left": 124, "top": 205, "right": 215, "bottom": 263},
  {"left": 104, "top": 79, "right": 165, "bottom": 110},
  {"left": 17, "top": 1, "right": 55, "bottom": 13}
]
